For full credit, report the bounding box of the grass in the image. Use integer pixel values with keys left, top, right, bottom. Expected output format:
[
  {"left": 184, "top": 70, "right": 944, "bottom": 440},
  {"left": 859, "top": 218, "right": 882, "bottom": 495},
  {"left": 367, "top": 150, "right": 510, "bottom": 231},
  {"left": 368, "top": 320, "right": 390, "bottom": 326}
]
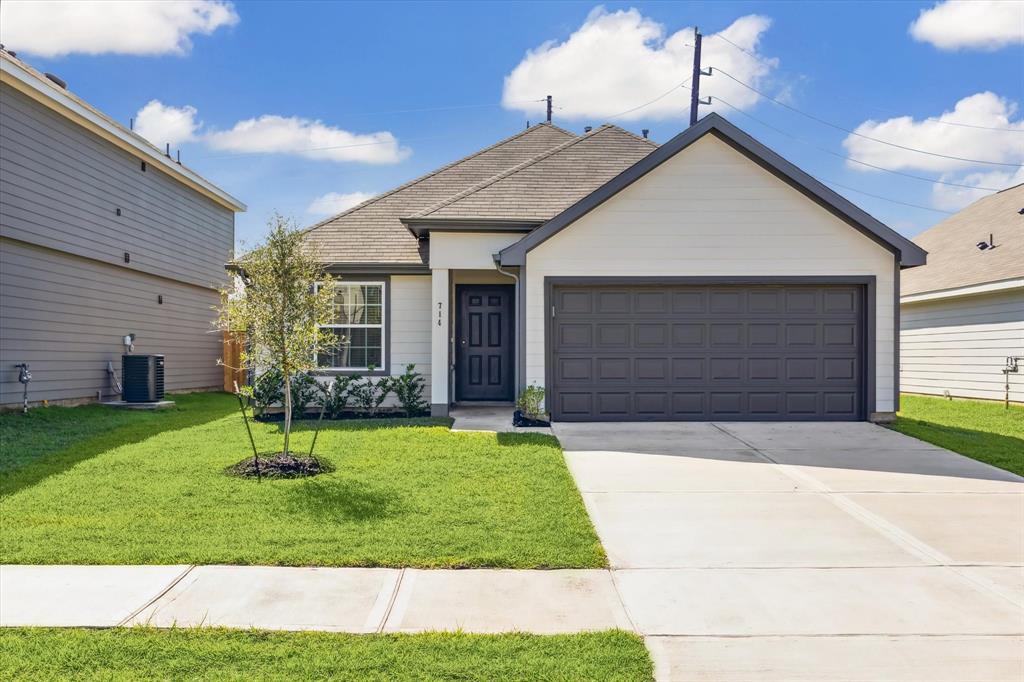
[
  {"left": 0, "top": 628, "right": 654, "bottom": 681},
  {"left": 0, "top": 393, "right": 605, "bottom": 567},
  {"left": 890, "top": 394, "right": 1024, "bottom": 476}
]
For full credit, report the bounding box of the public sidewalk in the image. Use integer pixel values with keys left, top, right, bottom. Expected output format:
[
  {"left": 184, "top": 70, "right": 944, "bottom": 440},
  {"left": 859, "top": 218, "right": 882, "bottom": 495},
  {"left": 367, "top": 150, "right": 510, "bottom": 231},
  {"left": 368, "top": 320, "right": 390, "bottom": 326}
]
[{"left": 0, "top": 564, "right": 632, "bottom": 634}]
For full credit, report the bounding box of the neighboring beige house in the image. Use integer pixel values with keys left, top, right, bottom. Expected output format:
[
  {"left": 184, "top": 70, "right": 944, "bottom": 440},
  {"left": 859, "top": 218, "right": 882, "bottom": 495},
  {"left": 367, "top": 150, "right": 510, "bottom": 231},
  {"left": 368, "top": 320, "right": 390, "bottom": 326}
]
[
  {"left": 305, "top": 113, "right": 927, "bottom": 422},
  {"left": 0, "top": 49, "right": 245, "bottom": 406},
  {"left": 900, "top": 184, "right": 1023, "bottom": 403}
]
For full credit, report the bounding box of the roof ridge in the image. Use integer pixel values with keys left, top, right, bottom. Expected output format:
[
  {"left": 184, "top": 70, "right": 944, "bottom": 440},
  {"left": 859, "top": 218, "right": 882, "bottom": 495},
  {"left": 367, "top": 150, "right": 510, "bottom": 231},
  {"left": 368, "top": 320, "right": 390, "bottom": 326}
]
[
  {"left": 303, "top": 122, "right": 576, "bottom": 234},
  {"left": 601, "top": 123, "right": 659, "bottom": 147},
  {"left": 412, "top": 124, "right": 619, "bottom": 219}
]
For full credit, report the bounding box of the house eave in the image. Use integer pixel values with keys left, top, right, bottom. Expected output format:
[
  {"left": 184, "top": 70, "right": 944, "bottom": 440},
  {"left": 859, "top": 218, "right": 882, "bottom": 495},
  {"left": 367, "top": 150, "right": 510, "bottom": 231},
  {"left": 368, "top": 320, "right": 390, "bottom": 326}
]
[{"left": 401, "top": 217, "right": 542, "bottom": 239}]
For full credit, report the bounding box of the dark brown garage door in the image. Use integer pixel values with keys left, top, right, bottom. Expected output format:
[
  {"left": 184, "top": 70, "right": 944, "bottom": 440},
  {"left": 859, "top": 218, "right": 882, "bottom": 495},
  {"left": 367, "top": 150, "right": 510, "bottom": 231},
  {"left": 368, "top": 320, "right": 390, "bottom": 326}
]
[{"left": 548, "top": 282, "right": 866, "bottom": 421}]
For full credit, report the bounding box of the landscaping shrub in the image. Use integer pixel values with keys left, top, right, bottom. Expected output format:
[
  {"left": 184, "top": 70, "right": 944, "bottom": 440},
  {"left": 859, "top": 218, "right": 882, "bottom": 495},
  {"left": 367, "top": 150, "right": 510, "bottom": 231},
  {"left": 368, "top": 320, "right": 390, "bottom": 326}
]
[
  {"left": 251, "top": 368, "right": 284, "bottom": 411},
  {"left": 289, "top": 372, "right": 320, "bottom": 417},
  {"left": 318, "top": 375, "right": 357, "bottom": 418},
  {"left": 516, "top": 384, "right": 547, "bottom": 420},
  {"left": 391, "top": 364, "right": 428, "bottom": 416},
  {"left": 347, "top": 366, "right": 392, "bottom": 417}
]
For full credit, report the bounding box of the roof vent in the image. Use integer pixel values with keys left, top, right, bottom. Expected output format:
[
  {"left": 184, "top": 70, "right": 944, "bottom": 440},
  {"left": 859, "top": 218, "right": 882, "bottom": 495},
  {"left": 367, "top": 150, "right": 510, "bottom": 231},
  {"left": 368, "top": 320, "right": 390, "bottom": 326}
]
[
  {"left": 642, "top": 128, "right": 649, "bottom": 139},
  {"left": 44, "top": 72, "right": 67, "bottom": 89},
  {"left": 976, "top": 233, "right": 995, "bottom": 251},
  {"left": 584, "top": 126, "right": 593, "bottom": 133}
]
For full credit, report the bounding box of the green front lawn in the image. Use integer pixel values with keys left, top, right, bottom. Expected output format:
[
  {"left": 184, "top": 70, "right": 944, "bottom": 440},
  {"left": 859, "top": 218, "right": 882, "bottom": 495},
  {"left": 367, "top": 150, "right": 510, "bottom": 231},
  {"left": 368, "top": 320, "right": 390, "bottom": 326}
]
[
  {"left": 0, "top": 393, "right": 604, "bottom": 567},
  {"left": 891, "top": 394, "right": 1024, "bottom": 476},
  {"left": 0, "top": 628, "right": 653, "bottom": 682}
]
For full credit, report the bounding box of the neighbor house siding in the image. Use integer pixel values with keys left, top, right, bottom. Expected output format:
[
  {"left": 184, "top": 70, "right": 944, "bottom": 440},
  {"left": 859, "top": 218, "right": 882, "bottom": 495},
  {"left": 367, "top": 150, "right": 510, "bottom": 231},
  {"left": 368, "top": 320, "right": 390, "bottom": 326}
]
[
  {"left": 524, "top": 134, "right": 898, "bottom": 413},
  {"left": 900, "top": 289, "right": 1024, "bottom": 403},
  {"left": 0, "top": 81, "right": 235, "bottom": 406},
  {"left": 0, "top": 85, "right": 233, "bottom": 290},
  {"left": 0, "top": 239, "right": 223, "bottom": 404}
]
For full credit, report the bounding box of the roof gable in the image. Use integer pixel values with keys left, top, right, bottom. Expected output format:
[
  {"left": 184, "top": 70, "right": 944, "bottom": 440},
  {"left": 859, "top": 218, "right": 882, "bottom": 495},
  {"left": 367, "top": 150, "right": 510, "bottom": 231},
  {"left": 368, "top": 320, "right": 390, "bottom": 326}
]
[
  {"left": 499, "top": 113, "right": 927, "bottom": 267},
  {"left": 303, "top": 123, "right": 576, "bottom": 265},
  {"left": 902, "top": 184, "right": 1023, "bottom": 296}
]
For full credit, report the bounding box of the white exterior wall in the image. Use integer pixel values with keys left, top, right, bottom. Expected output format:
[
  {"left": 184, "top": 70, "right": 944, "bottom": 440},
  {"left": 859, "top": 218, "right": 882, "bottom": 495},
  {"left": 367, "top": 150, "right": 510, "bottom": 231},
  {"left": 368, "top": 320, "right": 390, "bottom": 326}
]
[
  {"left": 390, "top": 275, "right": 432, "bottom": 395},
  {"left": 524, "top": 135, "right": 898, "bottom": 413},
  {"left": 901, "top": 288, "right": 1024, "bottom": 403},
  {"left": 429, "top": 232, "right": 522, "bottom": 270}
]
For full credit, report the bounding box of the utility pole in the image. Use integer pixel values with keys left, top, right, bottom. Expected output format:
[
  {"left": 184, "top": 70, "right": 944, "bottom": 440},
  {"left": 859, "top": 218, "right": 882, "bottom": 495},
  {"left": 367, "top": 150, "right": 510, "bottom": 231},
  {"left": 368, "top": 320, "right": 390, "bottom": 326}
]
[
  {"left": 689, "top": 27, "right": 712, "bottom": 126},
  {"left": 546, "top": 95, "right": 552, "bottom": 123}
]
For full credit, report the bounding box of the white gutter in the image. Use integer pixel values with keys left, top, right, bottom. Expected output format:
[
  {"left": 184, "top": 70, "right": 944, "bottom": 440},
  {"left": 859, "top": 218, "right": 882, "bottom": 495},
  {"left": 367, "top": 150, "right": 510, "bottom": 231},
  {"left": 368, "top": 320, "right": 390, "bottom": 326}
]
[
  {"left": 0, "top": 51, "right": 246, "bottom": 213},
  {"left": 901, "top": 278, "right": 1024, "bottom": 304}
]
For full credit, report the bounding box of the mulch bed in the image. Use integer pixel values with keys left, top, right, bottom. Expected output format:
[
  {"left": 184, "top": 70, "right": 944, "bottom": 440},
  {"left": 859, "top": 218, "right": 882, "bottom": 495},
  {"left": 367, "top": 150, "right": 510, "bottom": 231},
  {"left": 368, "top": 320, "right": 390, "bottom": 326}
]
[
  {"left": 226, "top": 453, "right": 332, "bottom": 479},
  {"left": 253, "top": 411, "right": 428, "bottom": 423}
]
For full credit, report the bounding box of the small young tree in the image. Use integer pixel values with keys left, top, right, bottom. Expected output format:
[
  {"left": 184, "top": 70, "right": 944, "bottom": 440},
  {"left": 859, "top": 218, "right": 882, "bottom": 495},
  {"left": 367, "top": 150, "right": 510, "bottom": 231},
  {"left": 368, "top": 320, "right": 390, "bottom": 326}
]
[{"left": 218, "top": 214, "right": 336, "bottom": 460}]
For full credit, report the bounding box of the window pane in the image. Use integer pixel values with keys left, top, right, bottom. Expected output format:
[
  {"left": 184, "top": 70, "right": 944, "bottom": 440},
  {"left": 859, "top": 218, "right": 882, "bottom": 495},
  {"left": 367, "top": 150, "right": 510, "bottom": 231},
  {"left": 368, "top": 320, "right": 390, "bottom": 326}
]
[
  {"left": 317, "top": 326, "right": 383, "bottom": 369},
  {"left": 331, "top": 284, "right": 382, "bottom": 325}
]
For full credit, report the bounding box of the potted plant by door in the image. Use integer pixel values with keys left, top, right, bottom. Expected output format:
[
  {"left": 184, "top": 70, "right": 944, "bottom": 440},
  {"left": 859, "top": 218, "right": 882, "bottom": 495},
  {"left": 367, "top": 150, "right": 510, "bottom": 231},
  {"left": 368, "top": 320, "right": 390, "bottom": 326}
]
[{"left": 513, "top": 384, "right": 551, "bottom": 427}]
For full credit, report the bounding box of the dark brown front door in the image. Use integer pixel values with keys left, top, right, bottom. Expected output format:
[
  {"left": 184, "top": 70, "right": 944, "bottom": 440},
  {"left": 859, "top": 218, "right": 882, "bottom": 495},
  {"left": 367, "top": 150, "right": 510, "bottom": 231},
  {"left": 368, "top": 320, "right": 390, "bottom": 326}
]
[{"left": 456, "top": 285, "right": 514, "bottom": 401}]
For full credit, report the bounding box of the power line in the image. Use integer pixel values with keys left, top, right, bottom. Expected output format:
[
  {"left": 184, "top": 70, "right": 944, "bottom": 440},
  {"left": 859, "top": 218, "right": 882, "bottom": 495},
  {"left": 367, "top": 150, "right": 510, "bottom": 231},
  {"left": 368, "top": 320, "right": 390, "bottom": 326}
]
[
  {"left": 819, "top": 178, "right": 954, "bottom": 215},
  {"left": 712, "top": 67, "right": 1023, "bottom": 166},
  {"left": 708, "top": 34, "right": 1023, "bottom": 133},
  {"left": 711, "top": 95, "right": 1003, "bottom": 191},
  {"left": 608, "top": 77, "right": 691, "bottom": 120}
]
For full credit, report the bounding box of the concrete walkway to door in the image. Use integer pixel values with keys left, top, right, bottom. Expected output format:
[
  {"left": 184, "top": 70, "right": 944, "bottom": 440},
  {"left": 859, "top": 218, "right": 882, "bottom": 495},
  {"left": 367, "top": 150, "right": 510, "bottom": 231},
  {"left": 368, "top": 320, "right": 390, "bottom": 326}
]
[{"left": 555, "top": 420, "right": 1024, "bottom": 681}]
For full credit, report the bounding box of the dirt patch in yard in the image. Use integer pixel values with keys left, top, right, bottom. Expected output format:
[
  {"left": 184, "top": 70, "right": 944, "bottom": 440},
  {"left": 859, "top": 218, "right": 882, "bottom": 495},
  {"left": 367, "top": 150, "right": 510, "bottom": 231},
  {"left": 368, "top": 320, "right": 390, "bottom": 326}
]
[{"left": 226, "top": 453, "right": 332, "bottom": 479}]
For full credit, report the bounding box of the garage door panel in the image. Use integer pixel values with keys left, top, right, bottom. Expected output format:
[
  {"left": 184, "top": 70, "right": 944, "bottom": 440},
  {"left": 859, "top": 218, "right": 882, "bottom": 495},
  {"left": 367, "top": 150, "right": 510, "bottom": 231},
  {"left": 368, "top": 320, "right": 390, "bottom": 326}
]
[{"left": 550, "top": 283, "right": 865, "bottom": 421}]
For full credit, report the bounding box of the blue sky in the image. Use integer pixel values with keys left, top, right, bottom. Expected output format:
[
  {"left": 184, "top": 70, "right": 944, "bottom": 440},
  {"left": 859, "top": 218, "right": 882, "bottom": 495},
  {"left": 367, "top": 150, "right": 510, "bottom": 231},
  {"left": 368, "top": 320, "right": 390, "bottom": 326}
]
[{"left": 3, "top": 1, "right": 1021, "bottom": 246}]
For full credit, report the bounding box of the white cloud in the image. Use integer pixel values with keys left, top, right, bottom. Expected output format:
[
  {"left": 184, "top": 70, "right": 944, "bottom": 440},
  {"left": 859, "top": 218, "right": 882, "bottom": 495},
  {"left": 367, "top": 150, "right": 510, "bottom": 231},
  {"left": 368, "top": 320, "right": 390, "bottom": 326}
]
[
  {"left": 502, "top": 7, "right": 778, "bottom": 121},
  {"left": 910, "top": 1, "right": 1024, "bottom": 51},
  {"left": 205, "top": 115, "right": 410, "bottom": 164},
  {"left": 842, "top": 92, "right": 1024, "bottom": 174},
  {"left": 932, "top": 166, "right": 1024, "bottom": 211},
  {"left": 307, "top": 191, "right": 378, "bottom": 216},
  {"left": 0, "top": 0, "right": 238, "bottom": 57},
  {"left": 134, "top": 100, "right": 201, "bottom": 148}
]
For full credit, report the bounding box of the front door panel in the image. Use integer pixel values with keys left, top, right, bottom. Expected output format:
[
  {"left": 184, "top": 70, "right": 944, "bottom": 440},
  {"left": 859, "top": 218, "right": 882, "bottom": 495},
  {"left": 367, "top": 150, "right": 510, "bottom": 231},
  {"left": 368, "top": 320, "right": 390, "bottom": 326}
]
[{"left": 457, "top": 285, "right": 514, "bottom": 401}]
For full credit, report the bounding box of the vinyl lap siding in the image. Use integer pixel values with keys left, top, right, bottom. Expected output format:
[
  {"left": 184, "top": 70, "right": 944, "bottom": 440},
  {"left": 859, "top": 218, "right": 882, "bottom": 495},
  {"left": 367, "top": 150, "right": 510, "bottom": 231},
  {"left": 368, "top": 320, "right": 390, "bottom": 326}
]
[
  {"left": 0, "top": 241, "right": 222, "bottom": 404},
  {"left": 900, "top": 289, "right": 1024, "bottom": 403},
  {"left": 525, "top": 134, "right": 898, "bottom": 413},
  {"left": 389, "top": 275, "right": 432, "bottom": 397},
  {"left": 0, "top": 86, "right": 233, "bottom": 289}
]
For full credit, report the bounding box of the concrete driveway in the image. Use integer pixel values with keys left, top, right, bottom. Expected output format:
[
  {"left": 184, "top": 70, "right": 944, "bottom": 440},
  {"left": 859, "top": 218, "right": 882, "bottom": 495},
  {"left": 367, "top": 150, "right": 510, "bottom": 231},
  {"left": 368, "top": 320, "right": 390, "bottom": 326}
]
[{"left": 555, "top": 421, "right": 1024, "bottom": 682}]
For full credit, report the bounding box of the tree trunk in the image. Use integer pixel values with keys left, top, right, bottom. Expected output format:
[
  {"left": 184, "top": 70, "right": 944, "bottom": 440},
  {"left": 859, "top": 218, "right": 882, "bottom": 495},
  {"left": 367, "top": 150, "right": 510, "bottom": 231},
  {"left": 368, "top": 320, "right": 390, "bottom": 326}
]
[{"left": 283, "top": 372, "right": 292, "bottom": 457}]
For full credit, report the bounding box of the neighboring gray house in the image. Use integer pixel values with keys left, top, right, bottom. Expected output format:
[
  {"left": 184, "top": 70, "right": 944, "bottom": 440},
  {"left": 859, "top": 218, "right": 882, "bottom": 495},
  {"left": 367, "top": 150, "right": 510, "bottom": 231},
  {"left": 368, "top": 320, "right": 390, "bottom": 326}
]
[
  {"left": 304, "top": 113, "right": 927, "bottom": 422},
  {"left": 0, "top": 49, "right": 245, "bottom": 407},
  {"left": 900, "top": 184, "right": 1023, "bottom": 403}
]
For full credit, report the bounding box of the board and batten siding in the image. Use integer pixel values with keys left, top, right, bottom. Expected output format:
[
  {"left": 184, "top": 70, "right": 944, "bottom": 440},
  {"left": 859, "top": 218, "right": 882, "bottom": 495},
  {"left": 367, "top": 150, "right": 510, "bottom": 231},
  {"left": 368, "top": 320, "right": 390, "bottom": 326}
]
[
  {"left": 0, "top": 81, "right": 236, "bottom": 406},
  {"left": 388, "top": 275, "right": 432, "bottom": 397},
  {"left": 0, "top": 85, "right": 233, "bottom": 290},
  {"left": 0, "top": 240, "right": 223, "bottom": 404},
  {"left": 900, "top": 289, "right": 1024, "bottom": 403},
  {"left": 524, "top": 134, "right": 898, "bottom": 413}
]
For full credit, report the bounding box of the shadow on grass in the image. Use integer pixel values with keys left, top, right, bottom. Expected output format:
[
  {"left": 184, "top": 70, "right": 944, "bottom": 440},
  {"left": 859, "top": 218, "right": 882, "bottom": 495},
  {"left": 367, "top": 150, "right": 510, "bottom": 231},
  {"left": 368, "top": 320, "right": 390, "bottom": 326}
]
[
  {"left": 269, "top": 417, "right": 453, "bottom": 434},
  {"left": 285, "top": 477, "right": 405, "bottom": 522},
  {"left": 495, "top": 432, "right": 560, "bottom": 448},
  {"left": 0, "top": 395, "right": 237, "bottom": 497},
  {"left": 890, "top": 417, "right": 1024, "bottom": 478}
]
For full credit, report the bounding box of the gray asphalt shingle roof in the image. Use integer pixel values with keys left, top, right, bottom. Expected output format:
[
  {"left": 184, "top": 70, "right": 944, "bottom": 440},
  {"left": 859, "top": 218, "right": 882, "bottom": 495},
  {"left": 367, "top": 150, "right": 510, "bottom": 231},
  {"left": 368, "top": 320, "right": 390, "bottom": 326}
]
[
  {"left": 902, "top": 184, "right": 1024, "bottom": 296},
  {"left": 303, "top": 123, "right": 576, "bottom": 265}
]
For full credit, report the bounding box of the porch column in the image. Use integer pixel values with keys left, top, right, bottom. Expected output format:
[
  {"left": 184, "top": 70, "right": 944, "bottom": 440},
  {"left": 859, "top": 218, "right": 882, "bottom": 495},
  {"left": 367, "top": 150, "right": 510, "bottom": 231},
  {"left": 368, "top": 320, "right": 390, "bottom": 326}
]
[{"left": 430, "top": 268, "right": 450, "bottom": 416}]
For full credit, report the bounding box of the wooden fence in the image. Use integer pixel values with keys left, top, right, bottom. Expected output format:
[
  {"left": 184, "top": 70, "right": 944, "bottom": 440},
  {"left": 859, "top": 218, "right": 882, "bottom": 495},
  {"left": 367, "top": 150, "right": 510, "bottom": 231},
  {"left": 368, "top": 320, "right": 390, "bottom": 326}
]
[{"left": 222, "top": 331, "right": 247, "bottom": 393}]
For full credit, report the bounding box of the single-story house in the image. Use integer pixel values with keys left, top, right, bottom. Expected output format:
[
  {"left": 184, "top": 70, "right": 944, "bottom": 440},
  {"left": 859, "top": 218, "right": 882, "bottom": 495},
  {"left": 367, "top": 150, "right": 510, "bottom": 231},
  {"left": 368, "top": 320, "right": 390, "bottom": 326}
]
[
  {"left": 0, "top": 48, "right": 246, "bottom": 407},
  {"left": 900, "top": 184, "right": 1023, "bottom": 403},
  {"left": 304, "top": 113, "right": 927, "bottom": 422}
]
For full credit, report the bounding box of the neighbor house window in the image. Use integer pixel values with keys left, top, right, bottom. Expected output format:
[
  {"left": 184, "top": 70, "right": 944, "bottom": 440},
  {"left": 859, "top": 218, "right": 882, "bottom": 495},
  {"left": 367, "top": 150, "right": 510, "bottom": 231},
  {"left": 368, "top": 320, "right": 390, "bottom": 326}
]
[{"left": 317, "top": 281, "right": 385, "bottom": 371}]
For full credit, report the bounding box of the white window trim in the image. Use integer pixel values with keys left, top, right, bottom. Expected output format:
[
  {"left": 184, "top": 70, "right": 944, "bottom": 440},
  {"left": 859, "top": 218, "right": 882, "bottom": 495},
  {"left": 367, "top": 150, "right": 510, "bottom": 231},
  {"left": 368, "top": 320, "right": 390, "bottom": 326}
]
[{"left": 316, "top": 280, "right": 387, "bottom": 372}]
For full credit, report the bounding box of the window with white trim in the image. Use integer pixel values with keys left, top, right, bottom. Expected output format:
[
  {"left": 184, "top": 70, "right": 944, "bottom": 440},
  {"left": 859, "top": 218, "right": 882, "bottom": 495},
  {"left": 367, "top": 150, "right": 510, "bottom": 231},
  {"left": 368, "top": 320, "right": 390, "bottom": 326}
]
[{"left": 317, "top": 281, "right": 385, "bottom": 370}]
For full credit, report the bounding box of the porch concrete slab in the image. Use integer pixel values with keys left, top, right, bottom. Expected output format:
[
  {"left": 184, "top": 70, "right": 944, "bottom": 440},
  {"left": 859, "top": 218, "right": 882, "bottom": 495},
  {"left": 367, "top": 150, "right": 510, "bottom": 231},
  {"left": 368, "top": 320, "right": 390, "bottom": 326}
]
[
  {"left": 131, "top": 566, "right": 400, "bottom": 632},
  {"left": 553, "top": 422, "right": 749, "bottom": 455},
  {"left": 382, "top": 569, "right": 632, "bottom": 634},
  {"left": 715, "top": 422, "right": 944, "bottom": 451},
  {"left": 646, "top": 635, "right": 1024, "bottom": 682},
  {"left": 450, "top": 406, "right": 551, "bottom": 435},
  {"left": 615, "top": 567, "right": 1023, "bottom": 636},
  {"left": 766, "top": 448, "right": 1024, "bottom": 492},
  {"left": 566, "top": 450, "right": 805, "bottom": 493},
  {"left": 847, "top": 492, "right": 1024, "bottom": 565},
  {"left": 585, "top": 492, "right": 922, "bottom": 568},
  {"left": 0, "top": 564, "right": 188, "bottom": 627}
]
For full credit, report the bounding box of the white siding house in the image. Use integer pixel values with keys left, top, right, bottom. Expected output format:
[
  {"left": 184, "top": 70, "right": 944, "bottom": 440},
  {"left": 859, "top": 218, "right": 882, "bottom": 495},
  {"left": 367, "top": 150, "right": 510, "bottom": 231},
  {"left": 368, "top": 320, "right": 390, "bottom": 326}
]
[{"left": 899, "top": 185, "right": 1023, "bottom": 404}]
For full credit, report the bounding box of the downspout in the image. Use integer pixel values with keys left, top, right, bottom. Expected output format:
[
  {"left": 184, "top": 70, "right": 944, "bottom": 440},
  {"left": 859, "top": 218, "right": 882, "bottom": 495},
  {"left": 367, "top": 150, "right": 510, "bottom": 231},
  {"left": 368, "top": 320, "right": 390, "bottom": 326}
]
[{"left": 494, "top": 256, "right": 520, "bottom": 397}]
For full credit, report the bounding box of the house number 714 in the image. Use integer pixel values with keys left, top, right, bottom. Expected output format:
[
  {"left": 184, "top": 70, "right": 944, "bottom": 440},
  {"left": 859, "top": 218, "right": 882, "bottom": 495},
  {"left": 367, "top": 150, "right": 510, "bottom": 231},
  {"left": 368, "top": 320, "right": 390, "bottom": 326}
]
[{"left": 437, "top": 302, "right": 443, "bottom": 326}]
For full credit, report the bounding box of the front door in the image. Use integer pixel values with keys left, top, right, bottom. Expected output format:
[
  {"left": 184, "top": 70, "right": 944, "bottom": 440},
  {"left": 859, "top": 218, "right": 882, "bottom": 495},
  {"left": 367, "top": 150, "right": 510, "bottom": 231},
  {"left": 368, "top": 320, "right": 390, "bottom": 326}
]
[{"left": 456, "top": 285, "right": 514, "bottom": 401}]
